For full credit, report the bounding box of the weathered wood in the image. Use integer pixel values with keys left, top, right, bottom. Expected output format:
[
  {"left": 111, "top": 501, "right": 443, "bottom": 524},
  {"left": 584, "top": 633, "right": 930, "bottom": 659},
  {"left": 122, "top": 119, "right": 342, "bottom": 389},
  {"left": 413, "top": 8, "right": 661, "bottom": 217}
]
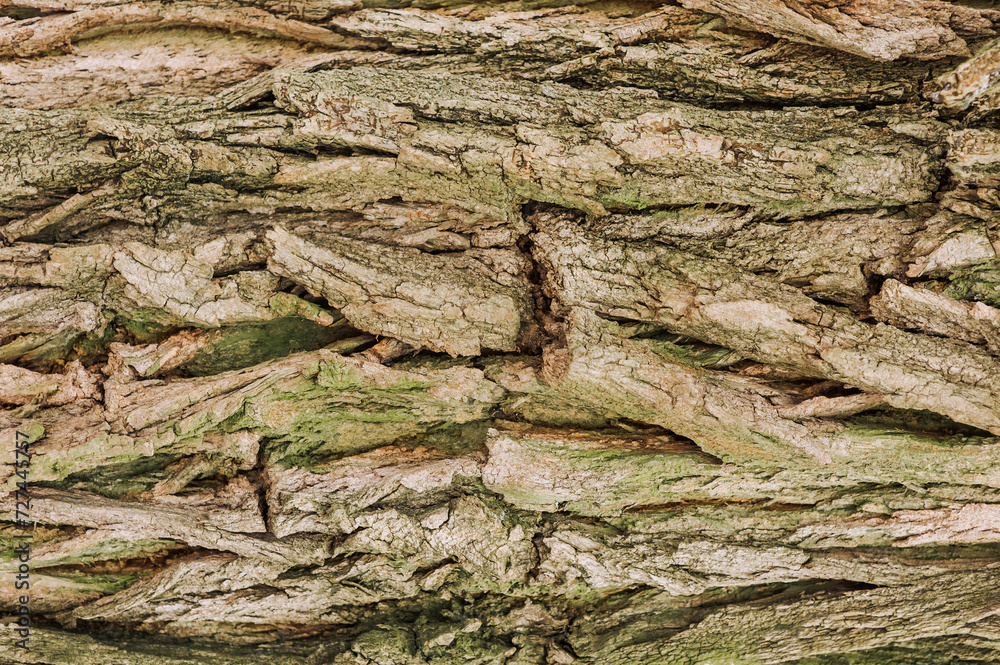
[
  {"left": 677, "top": 0, "right": 999, "bottom": 61},
  {"left": 2, "top": 0, "right": 1000, "bottom": 663},
  {"left": 533, "top": 213, "right": 1000, "bottom": 434}
]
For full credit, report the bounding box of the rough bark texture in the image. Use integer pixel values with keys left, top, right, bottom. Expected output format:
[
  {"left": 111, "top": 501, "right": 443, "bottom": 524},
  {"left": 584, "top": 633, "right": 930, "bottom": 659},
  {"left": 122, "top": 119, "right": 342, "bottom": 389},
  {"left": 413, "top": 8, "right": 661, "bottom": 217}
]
[{"left": 2, "top": 0, "right": 1000, "bottom": 663}]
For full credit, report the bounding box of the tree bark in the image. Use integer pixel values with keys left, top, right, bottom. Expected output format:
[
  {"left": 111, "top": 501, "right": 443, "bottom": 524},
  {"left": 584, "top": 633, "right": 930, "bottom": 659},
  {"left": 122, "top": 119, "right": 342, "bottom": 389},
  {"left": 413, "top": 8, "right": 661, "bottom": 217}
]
[{"left": 2, "top": 0, "right": 1000, "bottom": 663}]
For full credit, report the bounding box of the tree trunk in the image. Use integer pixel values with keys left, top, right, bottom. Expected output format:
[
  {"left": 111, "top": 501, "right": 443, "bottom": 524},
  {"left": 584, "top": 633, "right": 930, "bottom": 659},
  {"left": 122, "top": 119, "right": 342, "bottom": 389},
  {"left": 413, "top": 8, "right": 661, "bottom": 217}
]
[{"left": 2, "top": 0, "right": 1000, "bottom": 662}]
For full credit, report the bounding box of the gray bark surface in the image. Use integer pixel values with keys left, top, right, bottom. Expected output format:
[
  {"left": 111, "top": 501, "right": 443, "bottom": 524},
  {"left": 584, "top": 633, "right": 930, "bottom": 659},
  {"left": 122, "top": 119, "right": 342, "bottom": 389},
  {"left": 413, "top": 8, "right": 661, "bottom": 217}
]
[{"left": 2, "top": 0, "right": 1000, "bottom": 663}]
